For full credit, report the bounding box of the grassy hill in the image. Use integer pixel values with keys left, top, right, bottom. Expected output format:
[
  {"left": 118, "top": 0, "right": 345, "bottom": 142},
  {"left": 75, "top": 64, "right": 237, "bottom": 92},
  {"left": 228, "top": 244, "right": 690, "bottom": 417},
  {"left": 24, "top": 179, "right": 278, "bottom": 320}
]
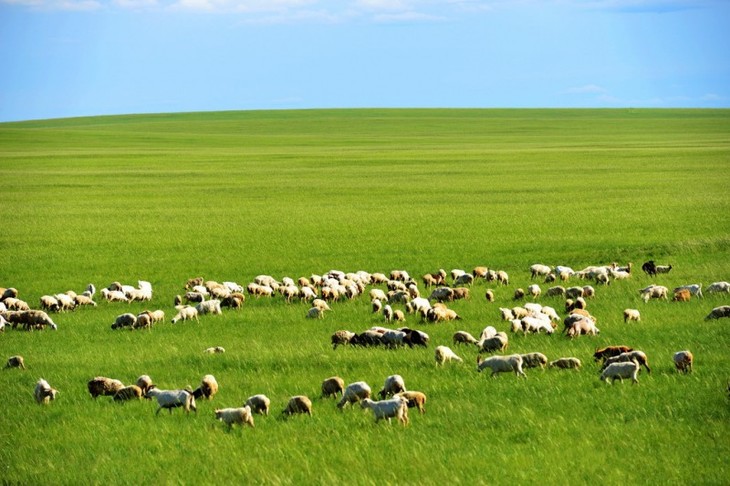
[{"left": 0, "top": 109, "right": 728, "bottom": 484}]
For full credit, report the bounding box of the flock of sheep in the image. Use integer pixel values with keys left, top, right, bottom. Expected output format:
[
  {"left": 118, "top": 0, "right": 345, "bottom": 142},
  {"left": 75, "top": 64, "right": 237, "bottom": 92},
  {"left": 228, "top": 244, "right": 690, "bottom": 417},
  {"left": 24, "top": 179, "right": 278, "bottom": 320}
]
[{"left": 3, "top": 260, "right": 729, "bottom": 428}]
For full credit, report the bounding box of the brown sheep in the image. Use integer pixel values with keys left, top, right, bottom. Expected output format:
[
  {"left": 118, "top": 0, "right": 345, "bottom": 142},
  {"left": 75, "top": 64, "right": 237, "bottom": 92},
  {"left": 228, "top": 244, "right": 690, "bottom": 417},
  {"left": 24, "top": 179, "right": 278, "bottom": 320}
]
[
  {"left": 593, "top": 346, "right": 633, "bottom": 363},
  {"left": 5, "top": 355, "right": 26, "bottom": 370},
  {"left": 321, "top": 376, "right": 345, "bottom": 398},
  {"left": 113, "top": 385, "right": 143, "bottom": 402},
  {"left": 673, "top": 289, "right": 691, "bottom": 302},
  {"left": 136, "top": 375, "right": 154, "bottom": 395},
  {"left": 396, "top": 391, "right": 427, "bottom": 414},
  {"left": 282, "top": 395, "right": 312, "bottom": 416},
  {"left": 88, "top": 377, "right": 124, "bottom": 399},
  {"left": 192, "top": 374, "right": 218, "bottom": 400},
  {"left": 673, "top": 351, "right": 694, "bottom": 373}
]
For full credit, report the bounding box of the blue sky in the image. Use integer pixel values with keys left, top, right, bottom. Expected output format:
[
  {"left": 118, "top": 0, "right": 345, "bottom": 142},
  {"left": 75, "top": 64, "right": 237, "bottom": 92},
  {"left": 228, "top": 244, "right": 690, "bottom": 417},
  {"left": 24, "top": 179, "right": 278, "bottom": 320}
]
[{"left": 1, "top": 0, "right": 728, "bottom": 121}]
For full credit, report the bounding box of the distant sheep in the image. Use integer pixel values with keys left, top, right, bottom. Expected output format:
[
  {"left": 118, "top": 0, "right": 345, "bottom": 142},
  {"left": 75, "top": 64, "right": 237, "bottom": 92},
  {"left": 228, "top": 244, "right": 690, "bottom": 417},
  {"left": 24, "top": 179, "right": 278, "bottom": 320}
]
[
  {"left": 244, "top": 394, "right": 271, "bottom": 416},
  {"left": 88, "top": 377, "right": 124, "bottom": 398},
  {"left": 321, "top": 376, "right": 345, "bottom": 398},
  {"left": 549, "top": 357, "right": 582, "bottom": 370},
  {"left": 101, "top": 288, "right": 129, "bottom": 302},
  {"left": 204, "top": 346, "right": 226, "bottom": 354},
  {"left": 215, "top": 406, "right": 254, "bottom": 429},
  {"left": 640, "top": 285, "right": 668, "bottom": 302},
  {"left": 6, "top": 355, "right": 26, "bottom": 370},
  {"left": 477, "top": 354, "right": 526, "bottom": 378},
  {"left": 113, "top": 385, "right": 143, "bottom": 402},
  {"left": 600, "top": 360, "right": 640, "bottom": 384},
  {"left": 34, "top": 378, "right": 58, "bottom": 405},
  {"left": 192, "top": 374, "right": 219, "bottom": 400},
  {"left": 337, "top": 382, "right": 372, "bottom": 409},
  {"left": 360, "top": 396, "right": 409, "bottom": 425},
  {"left": 623, "top": 309, "right": 641, "bottom": 323},
  {"left": 704, "top": 306, "right": 730, "bottom": 320},
  {"left": 484, "top": 289, "right": 494, "bottom": 302},
  {"left": 282, "top": 395, "right": 312, "bottom": 416},
  {"left": 146, "top": 387, "right": 197, "bottom": 415},
  {"left": 673, "top": 350, "right": 693, "bottom": 373},
  {"left": 435, "top": 345, "right": 463, "bottom": 366}
]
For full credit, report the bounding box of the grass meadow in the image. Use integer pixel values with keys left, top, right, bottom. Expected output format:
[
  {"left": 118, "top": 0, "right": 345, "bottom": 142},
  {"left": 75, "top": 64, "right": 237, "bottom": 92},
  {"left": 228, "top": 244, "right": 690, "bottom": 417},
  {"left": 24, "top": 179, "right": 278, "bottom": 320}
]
[{"left": 0, "top": 109, "right": 729, "bottom": 484}]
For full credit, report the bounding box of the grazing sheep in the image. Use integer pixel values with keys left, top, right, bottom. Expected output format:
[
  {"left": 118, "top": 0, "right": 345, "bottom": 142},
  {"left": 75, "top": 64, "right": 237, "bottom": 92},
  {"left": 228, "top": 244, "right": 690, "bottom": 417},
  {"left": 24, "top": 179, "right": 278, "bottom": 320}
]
[
  {"left": 513, "top": 288, "right": 525, "bottom": 300},
  {"left": 381, "top": 329, "right": 407, "bottom": 348},
  {"left": 360, "top": 396, "right": 409, "bottom": 425},
  {"left": 113, "top": 385, "right": 143, "bottom": 402},
  {"left": 401, "top": 328, "right": 430, "bottom": 348},
  {"left": 435, "top": 345, "right": 463, "bottom": 366},
  {"left": 244, "top": 394, "right": 271, "bottom": 416},
  {"left": 192, "top": 374, "right": 219, "bottom": 400},
  {"left": 527, "top": 284, "right": 541, "bottom": 299},
  {"left": 331, "top": 330, "right": 355, "bottom": 349},
  {"left": 565, "top": 316, "right": 599, "bottom": 338},
  {"left": 600, "top": 360, "right": 640, "bottom": 384},
  {"left": 171, "top": 305, "right": 199, "bottom": 324},
  {"left": 520, "top": 315, "right": 554, "bottom": 335},
  {"left": 34, "top": 378, "right": 58, "bottom": 405},
  {"left": 452, "top": 287, "right": 470, "bottom": 300},
  {"left": 111, "top": 313, "right": 137, "bottom": 330},
  {"left": 395, "top": 391, "right": 427, "bottom": 414},
  {"left": 477, "top": 332, "right": 508, "bottom": 354},
  {"left": 477, "top": 354, "right": 526, "bottom": 378},
  {"left": 549, "top": 358, "right": 582, "bottom": 370},
  {"left": 146, "top": 387, "right": 197, "bottom": 415},
  {"left": 640, "top": 285, "right": 669, "bottom": 302},
  {"left": 484, "top": 289, "right": 495, "bottom": 302},
  {"left": 623, "top": 309, "right": 641, "bottom": 323},
  {"left": 704, "top": 306, "right": 730, "bottom": 320},
  {"left": 337, "top": 382, "right": 372, "bottom": 409},
  {"left": 6, "top": 355, "right": 26, "bottom": 370},
  {"left": 428, "top": 287, "right": 454, "bottom": 302},
  {"left": 371, "top": 298, "right": 383, "bottom": 314},
  {"left": 378, "top": 375, "right": 406, "bottom": 399},
  {"left": 321, "top": 376, "right": 345, "bottom": 398},
  {"left": 480, "top": 326, "right": 498, "bottom": 340},
  {"left": 133, "top": 312, "right": 153, "bottom": 330},
  {"left": 601, "top": 351, "right": 651, "bottom": 374},
  {"left": 221, "top": 293, "right": 245, "bottom": 309},
  {"left": 655, "top": 264, "right": 673, "bottom": 274},
  {"left": 204, "top": 346, "right": 226, "bottom": 354},
  {"left": 4, "top": 297, "right": 30, "bottom": 311},
  {"left": 351, "top": 330, "right": 383, "bottom": 347},
  {"left": 101, "top": 288, "right": 129, "bottom": 302},
  {"left": 452, "top": 330, "right": 479, "bottom": 346},
  {"left": 593, "top": 346, "right": 633, "bottom": 363},
  {"left": 282, "top": 395, "right": 312, "bottom": 416},
  {"left": 673, "top": 284, "right": 703, "bottom": 299},
  {"left": 530, "top": 264, "right": 552, "bottom": 279},
  {"left": 196, "top": 300, "right": 222, "bottom": 315},
  {"left": 499, "top": 307, "right": 515, "bottom": 321},
  {"left": 673, "top": 289, "right": 691, "bottom": 302},
  {"left": 383, "top": 305, "right": 394, "bottom": 322},
  {"left": 215, "top": 406, "right": 255, "bottom": 429},
  {"left": 88, "top": 377, "right": 125, "bottom": 399},
  {"left": 520, "top": 352, "right": 549, "bottom": 369},
  {"left": 706, "top": 281, "right": 730, "bottom": 294},
  {"left": 496, "top": 270, "right": 509, "bottom": 285},
  {"left": 136, "top": 375, "right": 154, "bottom": 395},
  {"left": 306, "top": 306, "right": 326, "bottom": 319},
  {"left": 454, "top": 273, "right": 474, "bottom": 286},
  {"left": 74, "top": 294, "right": 97, "bottom": 307},
  {"left": 673, "top": 350, "right": 694, "bottom": 373},
  {"left": 565, "top": 286, "right": 584, "bottom": 299},
  {"left": 40, "top": 295, "right": 60, "bottom": 312}
]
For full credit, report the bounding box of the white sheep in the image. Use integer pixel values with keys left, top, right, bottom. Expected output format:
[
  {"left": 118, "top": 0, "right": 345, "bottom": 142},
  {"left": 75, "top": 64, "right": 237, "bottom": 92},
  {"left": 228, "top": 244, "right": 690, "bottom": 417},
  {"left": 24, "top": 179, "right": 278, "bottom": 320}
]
[
  {"left": 214, "top": 406, "right": 254, "bottom": 429},
  {"left": 600, "top": 360, "right": 640, "bottom": 384},
  {"left": 204, "top": 346, "right": 226, "bottom": 354},
  {"left": 171, "top": 305, "right": 199, "bottom": 324},
  {"left": 479, "top": 326, "right": 498, "bottom": 340},
  {"left": 673, "top": 350, "right": 694, "bottom": 373},
  {"left": 378, "top": 375, "right": 406, "bottom": 399},
  {"left": 196, "top": 300, "right": 222, "bottom": 315},
  {"left": 192, "top": 374, "right": 218, "bottom": 400},
  {"left": 360, "top": 396, "right": 409, "bottom": 425},
  {"left": 527, "top": 284, "right": 541, "bottom": 299},
  {"left": 435, "top": 345, "right": 463, "bottom": 366},
  {"left": 623, "top": 309, "right": 641, "bottom": 323},
  {"left": 40, "top": 295, "right": 60, "bottom": 312},
  {"left": 453, "top": 330, "right": 479, "bottom": 346},
  {"left": 530, "top": 264, "right": 552, "bottom": 279},
  {"left": 520, "top": 352, "right": 548, "bottom": 369},
  {"left": 34, "top": 378, "right": 59, "bottom": 404},
  {"left": 640, "top": 285, "right": 668, "bottom": 302},
  {"left": 244, "top": 394, "right": 271, "bottom": 415},
  {"left": 549, "top": 357, "right": 582, "bottom": 369},
  {"left": 136, "top": 375, "right": 154, "bottom": 395},
  {"left": 706, "top": 281, "right": 730, "bottom": 294},
  {"left": 146, "top": 387, "right": 197, "bottom": 415},
  {"left": 101, "top": 288, "right": 129, "bottom": 302},
  {"left": 705, "top": 305, "right": 730, "bottom": 320},
  {"left": 477, "top": 354, "right": 526, "bottom": 378},
  {"left": 337, "top": 382, "right": 372, "bottom": 409}
]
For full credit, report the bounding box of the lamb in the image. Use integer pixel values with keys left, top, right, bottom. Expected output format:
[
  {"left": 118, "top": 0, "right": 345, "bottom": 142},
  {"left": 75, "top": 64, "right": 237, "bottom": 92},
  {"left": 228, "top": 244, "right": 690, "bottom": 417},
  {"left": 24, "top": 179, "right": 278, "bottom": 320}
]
[
  {"left": 383, "top": 305, "right": 394, "bottom": 322},
  {"left": 321, "top": 376, "right": 345, "bottom": 398},
  {"left": 136, "top": 375, "right": 154, "bottom": 395},
  {"left": 520, "top": 352, "right": 548, "bottom": 369},
  {"left": 378, "top": 374, "right": 406, "bottom": 399},
  {"left": 673, "top": 284, "right": 703, "bottom": 299},
  {"left": 171, "top": 305, "right": 199, "bottom": 324},
  {"left": 496, "top": 270, "right": 509, "bottom": 285},
  {"left": 244, "top": 394, "right": 271, "bottom": 415},
  {"left": 146, "top": 387, "right": 197, "bottom": 415},
  {"left": 434, "top": 345, "right": 463, "bottom": 366},
  {"left": 306, "top": 306, "right": 326, "bottom": 319},
  {"left": 477, "top": 354, "right": 526, "bottom": 378},
  {"left": 196, "top": 300, "right": 222, "bottom": 315},
  {"left": 600, "top": 360, "right": 640, "bottom": 384},
  {"left": 34, "top": 378, "right": 59, "bottom": 404},
  {"left": 204, "top": 346, "right": 226, "bottom": 354},
  {"left": 192, "top": 374, "right": 219, "bottom": 400},
  {"left": 530, "top": 264, "right": 552, "bottom": 279},
  {"left": 337, "top": 382, "right": 372, "bottom": 409},
  {"left": 88, "top": 377, "right": 125, "bottom": 398},
  {"left": 395, "top": 391, "right": 426, "bottom": 414},
  {"left": 549, "top": 357, "right": 582, "bottom": 369},
  {"left": 593, "top": 346, "right": 633, "bottom": 363},
  {"left": 704, "top": 306, "right": 730, "bottom": 320},
  {"left": 111, "top": 313, "right": 137, "bottom": 330},
  {"left": 452, "top": 330, "right": 479, "bottom": 346},
  {"left": 452, "top": 287, "right": 470, "bottom": 300},
  {"left": 673, "top": 350, "right": 694, "bottom": 373},
  {"left": 623, "top": 309, "right": 641, "bottom": 323},
  {"left": 360, "top": 396, "right": 409, "bottom": 425},
  {"left": 513, "top": 288, "right": 525, "bottom": 300},
  {"left": 143, "top": 309, "right": 165, "bottom": 323},
  {"left": 601, "top": 351, "right": 651, "bottom": 374},
  {"left": 706, "top": 281, "right": 730, "bottom": 294},
  {"left": 215, "top": 406, "right": 255, "bottom": 429},
  {"left": 6, "top": 355, "right": 26, "bottom": 370},
  {"left": 113, "top": 385, "right": 143, "bottom": 402},
  {"left": 282, "top": 395, "right": 312, "bottom": 416}
]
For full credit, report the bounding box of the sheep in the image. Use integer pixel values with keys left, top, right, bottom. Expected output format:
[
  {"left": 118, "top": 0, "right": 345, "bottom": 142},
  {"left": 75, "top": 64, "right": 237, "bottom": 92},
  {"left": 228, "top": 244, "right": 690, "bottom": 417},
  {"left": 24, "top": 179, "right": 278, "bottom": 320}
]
[
  {"left": 40, "top": 295, "right": 60, "bottom": 312},
  {"left": 593, "top": 346, "right": 633, "bottom": 363},
  {"left": 244, "top": 394, "right": 271, "bottom": 416},
  {"left": 673, "top": 350, "right": 694, "bottom": 373},
  {"left": 282, "top": 395, "right": 312, "bottom": 416},
  {"left": 360, "top": 396, "right": 409, "bottom": 425},
  {"left": 520, "top": 352, "right": 548, "bottom": 369},
  {"left": 196, "top": 299, "right": 222, "bottom": 315},
  {"left": 351, "top": 330, "right": 383, "bottom": 347},
  {"left": 540, "top": 305, "right": 560, "bottom": 323},
  {"left": 600, "top": 360, "right": 640, "bottom": 384},
  {"left": 337, "top": 382, "right": 372, "bottom": 409},
  {"left": 113, "top": 385, "right": 143, "bottom": 402},
  {"left": 321, "top": 376, "right": 345, "bottom": 399},
  {"left": 452, "top": 287, "right": 470, "bottom": 300},
  {"left": 549, "top": 357, "right": 582, "bottom": 369},
  {"left": 204, "top": 346, "right": 226, "bottom": 354},
  {"left": 484, "top": 289, "right": 495, "bottom": 302},
  {"left": 192, "top": 374, "right": 218, "bottom": 400},
  {"left": 88, "top": 377, "right": 125, "bottom": 399},
  {"left": 133, "top": 312, "right": 153, "bottom": 330},
  {"left": 136, "top": 375, "right": 154, "bottom": 395},
  {"left": 601, "top": 351, "right": 651, "bottom": 374},
  {"left": 530, "top": 264, "right": 552, "bottom": 279},
  {"left": 1, "top": 287, "right": 18, "bottom": 301},
  {"left": 10, "top": 310, "right": 58, "bottom": 331},
  {"left": 673, "top": 284, "right": 703, "bottom": 299},
  {"left": 4, "top": 297, "right": 30, "bottom": 311},
  {"left": 34, "top": 378, "right": 58, "bottom": 405},
  {"left": 453, "top": 330, "right": 479, "bottom": 346},
  {"left": 185, "top": 277, "right": 204, "bottom": 290},
  {"left": 422, "top": 272, "right": 443, "bottom": 287},
  {"left": 381, "top": 329, "right": 407, "bottom": 348},
  {"left": 428, "top": 287, "right": 454, "bottom": 302},
  {"left": 496, "top": 270, "right": 509, "bottom": 285},
  {"left": 101, "top": 288, "right": 129, "bottom": 302},
  {"left": 454, "top": 273, "right": 474, "bottom": 286},
  {"left": 623, "top": 309, "right": 641, "bottom": 323},
  {"left": 565, "top": 317, "right": 599, "bottom": 338},
  {"left": 704, "top": 305, "right": 730, "bottom": 320},
  {"left": 331, "top": 330, "right": 355, "bottom": 349},
  {"left": 395, "top": 391, "right": 426, "bottom": 414},
  {"left": 382, "top": 305, "right": 394, "bottom": 322},
  {"left": 473, "top": 266, "right": 489, "bottom": 279},
  {"left": 390, "top": 270, "right": 411, "bottom": 282},
  {"left": 477, "top": 354, "right": 526, "bottom": 378},
  {"left": 582, "top": 286, "right": 595, "bottom": 299},
  {"left": 520, "top": 315, "right": 554, "bottom": 335},
  {"left": 126, "top": 287, "right": 152, "bottom": 302},
  {"left": 306, "top": 306, "right": 326, "bottom": 319},
  {"left": 111, "top": 313, "right": 137, "bottom": 330},
  {"left": 706, "top": 281, "right": 730, "bottom": 294},
  {"left": 184, "top": 291, "right": 206, "bottom": 304},
  {"left": 527, "top": 284, "right": 541, "bottom": 299},
  {"left": 513, "top": 288, "right": 525, "bottom": 300},
  {"left": 378, "top": 375, "right": 406, "bottom": 399},
  {"left": 499, "top": 307, "right": 515, "bottom": 321},
  {"left": 74, "top": 294, "right": 97, "bottom": 307},
  {"left": 401, "top": 328, "right": 430, "bottom": 348},
  {"left": 565, "top": 286, "right": 584, "bottom": 299},
  {"left": 214, "top": 406, "right": 255, "bottom": 429},
  {"left": 477, "top": 332, "right": 508, "bottom": 354},
  {"left": 143, "top": 309, "right": 165, "bottom": 323},
  {"left": 435, "top": 346, "right": 463, "bottom": 366},
  {"left": 6, "top": 355, "right": 26, "bottom": 370},
  {"left": 221, "top": 293, "right": 245, "bottom": 309},
  {"left": 673, "top": 289, "right": 691, "bottom": 302},
  {"left": 146, "top": 387, "right": 197, "bottom": 415},
  {"left": 655, "top": 264, "right": 673, "bottom": 274},
  {"left": 171, "top": 305, "right": 199, "bottom": 324}
]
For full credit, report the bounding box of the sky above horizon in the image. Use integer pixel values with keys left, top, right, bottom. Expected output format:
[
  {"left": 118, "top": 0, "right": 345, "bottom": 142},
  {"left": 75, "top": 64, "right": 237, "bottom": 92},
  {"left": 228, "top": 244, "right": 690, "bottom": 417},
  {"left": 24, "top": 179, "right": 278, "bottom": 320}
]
[{"left": 1, "top": 0, "right": 728, "bottom": 122}]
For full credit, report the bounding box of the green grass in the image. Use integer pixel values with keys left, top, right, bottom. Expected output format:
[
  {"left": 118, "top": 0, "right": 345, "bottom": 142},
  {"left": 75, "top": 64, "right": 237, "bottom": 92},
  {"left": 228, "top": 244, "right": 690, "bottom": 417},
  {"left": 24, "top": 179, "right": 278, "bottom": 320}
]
[{"left": 0, "top": 109, "right": 729, "bottom": 485}]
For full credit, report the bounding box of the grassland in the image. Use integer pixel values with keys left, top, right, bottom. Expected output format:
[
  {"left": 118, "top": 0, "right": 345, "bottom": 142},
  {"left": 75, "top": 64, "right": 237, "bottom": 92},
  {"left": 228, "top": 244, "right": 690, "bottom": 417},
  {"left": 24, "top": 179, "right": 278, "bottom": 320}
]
[{"left": 0, "top": 109, "right": 728, "bottom": 485}]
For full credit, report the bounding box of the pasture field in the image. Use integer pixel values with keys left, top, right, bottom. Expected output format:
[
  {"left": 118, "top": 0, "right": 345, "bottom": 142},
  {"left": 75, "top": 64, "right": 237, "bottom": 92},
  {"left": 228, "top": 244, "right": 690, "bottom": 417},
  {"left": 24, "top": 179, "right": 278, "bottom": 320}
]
[{"left": 0, "top": 109, "right": 729, "bottom": 484}]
